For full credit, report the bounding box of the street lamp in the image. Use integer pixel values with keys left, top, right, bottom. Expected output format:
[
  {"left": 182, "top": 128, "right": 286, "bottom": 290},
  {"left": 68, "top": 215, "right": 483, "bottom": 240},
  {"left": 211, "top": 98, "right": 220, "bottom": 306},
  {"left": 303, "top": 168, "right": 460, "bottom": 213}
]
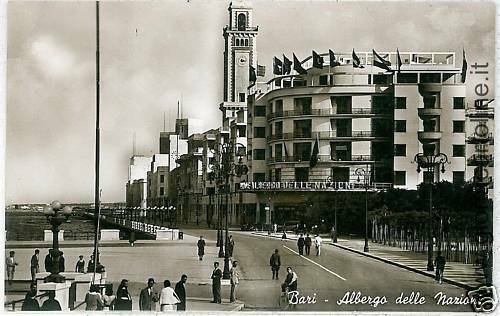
[
  {"left": 327, "top": 176, "right": 338, "bottom": 243},
  {"left": 43, "top": 201, "right": 72, "bottom": 283},
  {"left": 413, "top": 152, "right": 448, "bottom": 271},
  {"left": 355, "top": 167, "right": 370, "bottom": 253}
]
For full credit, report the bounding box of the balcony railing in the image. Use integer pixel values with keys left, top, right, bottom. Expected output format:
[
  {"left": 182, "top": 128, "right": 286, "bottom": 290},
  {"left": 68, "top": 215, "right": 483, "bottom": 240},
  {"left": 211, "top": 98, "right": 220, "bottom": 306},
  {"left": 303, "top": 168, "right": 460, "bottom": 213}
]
[
  {"left": 267, "top": 107, "right": 379, "bottom": 120},
  {"left": 467, "top": 154, "right": 494, "bottom": 166},
  {"left": 466, "top": 133, "right": 494, "bottom": 145},
  {"left": 268, "top": 131, "right": 387, "bottom": 141},
  {"left": 267, "top": 154, "right": 375, "bottom": 164}
]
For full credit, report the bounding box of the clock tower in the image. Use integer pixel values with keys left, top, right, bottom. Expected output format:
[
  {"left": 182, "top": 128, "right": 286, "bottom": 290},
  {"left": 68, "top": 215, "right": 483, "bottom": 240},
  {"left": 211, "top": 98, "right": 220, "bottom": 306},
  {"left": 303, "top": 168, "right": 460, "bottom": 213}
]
[{"left": 221, "top": 0, "right": 258, "bottom": 120}]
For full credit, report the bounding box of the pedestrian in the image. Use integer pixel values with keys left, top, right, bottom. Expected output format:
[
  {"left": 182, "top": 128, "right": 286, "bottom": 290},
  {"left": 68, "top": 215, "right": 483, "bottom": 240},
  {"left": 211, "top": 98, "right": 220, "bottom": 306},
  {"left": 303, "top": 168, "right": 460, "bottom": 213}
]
[
  {"left": 30, "top": 249, "right": 40, "bottom": 281},
  {"left": 6, "top": 250, "right": 18, "bottom": 284},
  {"left": 85, "top": 284, "right": 104, "bottom": 311},
  {"left": 75, "top": 255, "right": 85, "bottom": 273},
  {"left": 434, "top": 252, "right": 446, "bottom": 284},
  {"left": 297, "top": 234, "right": 305, "bottom": 255},
  {"left": 304, "top": 234, "right": 312, "bottom": 255},
  {"left": 281, "top": 267, "right": 298, "bottom": 293},
  {"left": 281, "top": 232, "right": 287, "bottom": 240},
  {"left": 102, "top": 287, "right": 116, "bottom": 311},
  {"left": 87, "top": 254, "right": 95, "bottom": 273},
  {"left": 22, "top": 285, "right": 40, "bottom": 311},
  {"left": 228, "top": 235, "right": 235, "bottom": 257},
  {"left": 59, "top": 252, "right": 66, "bottom": 272},
  {"left": 230, "top": 260, "right": 240, "bottom": 302},
  {"left": 44, "top": 249, "right": 52, "bottom": 272},
  {"left": 197, "top": 236, "right": 206, "bottom": 261},
  {"left": 269, "top": 249, "right": 281, "bottom": 279},
  {"left": 139, "top": 277, "right": 159, "bottom": 311},
  {"left": 174, "top": 274, "right": 188, "bottom": 311},
  {"left": 330, "top": 226, "right": 336, "bottom": 242},
  {"left": 41, "top": 291, "right": 62, "bottom": 311},
  {"left": 273, "top": 223, "right": 277, "bottom": 233},
  {"left": 129, "top": 231, "right": 136, "bottom": 247},
  {"left": 211, "top": 262, "right": 222, "bottom": 303},
  {"left": 314, "top": 234, "right": 323, "bottom": 256},
  {"left": 159, "top": 280, "right": 181, "bottom": 311},
  {"left": 115, "top": 279, "right": 132, "bottom": 310}
]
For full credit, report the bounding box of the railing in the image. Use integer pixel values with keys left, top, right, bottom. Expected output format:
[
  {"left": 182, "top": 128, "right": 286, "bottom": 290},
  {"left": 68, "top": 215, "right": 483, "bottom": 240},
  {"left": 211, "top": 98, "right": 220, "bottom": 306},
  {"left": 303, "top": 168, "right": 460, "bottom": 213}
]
[
  {"left": 63, "top": 231, "right": 98, "bottom": 240},
  {"left": 267, "top": 107, "right": 377, "bottom": 120},
  {"left": 267, "top": 154, "right": 374, "bottom": 164},
  {"left": 4, "top": 292, "right": 49, "bottom": 311},
  {"left": 268, "top": 131, "right": 387, "bottom": 141}
]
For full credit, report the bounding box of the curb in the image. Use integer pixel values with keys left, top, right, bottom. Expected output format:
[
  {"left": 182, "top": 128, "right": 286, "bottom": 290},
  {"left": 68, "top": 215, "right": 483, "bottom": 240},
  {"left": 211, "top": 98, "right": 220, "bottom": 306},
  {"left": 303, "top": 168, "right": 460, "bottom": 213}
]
[
  {"left": 331, "top": 242, "right": 474, "bottom": 291},
  {"left": 187, "top": 297, "right": 245, "bottom": 311}
]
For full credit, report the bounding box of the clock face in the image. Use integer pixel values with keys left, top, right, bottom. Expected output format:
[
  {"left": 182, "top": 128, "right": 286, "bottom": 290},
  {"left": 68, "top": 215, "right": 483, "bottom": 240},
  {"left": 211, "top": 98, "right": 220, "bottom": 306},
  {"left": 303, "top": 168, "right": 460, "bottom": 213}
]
[
  {"left": 475, "top": 123, "right": 489, "bottom": 137},
  {"left": 237, "top": 56, "right": 247, "bottom": 66}
]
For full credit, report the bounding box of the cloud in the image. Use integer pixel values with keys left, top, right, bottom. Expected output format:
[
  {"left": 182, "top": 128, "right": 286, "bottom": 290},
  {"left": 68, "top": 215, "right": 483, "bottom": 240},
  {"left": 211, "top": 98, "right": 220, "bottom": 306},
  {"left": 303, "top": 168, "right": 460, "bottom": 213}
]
[{"left": 30, "top": 35, "right": 75, "bottom": 78}]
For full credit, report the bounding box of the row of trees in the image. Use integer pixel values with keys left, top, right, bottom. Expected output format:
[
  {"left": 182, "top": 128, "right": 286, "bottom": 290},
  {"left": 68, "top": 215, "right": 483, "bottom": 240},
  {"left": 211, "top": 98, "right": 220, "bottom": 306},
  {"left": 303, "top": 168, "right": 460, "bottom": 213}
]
[{"left": 302, "top": 181, "right": 493, "bottom": 264}]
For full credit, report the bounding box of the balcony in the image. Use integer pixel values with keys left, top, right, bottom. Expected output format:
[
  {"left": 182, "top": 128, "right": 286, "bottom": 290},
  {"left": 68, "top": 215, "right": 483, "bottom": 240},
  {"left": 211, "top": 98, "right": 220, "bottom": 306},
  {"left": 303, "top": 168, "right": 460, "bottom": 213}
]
[
  {"left": 417, "top": 131, "right": 442, "bottom": 144},
  {"left": 418, "top": 107, "right": 442, "bottom": 119},
  {"left": 267, "top": 131, "right": 388, "bottom": 142},
  {"left": 418, "top": 83, "right": 442, "bottom": 95},
  {"left": 465, "top": 108, "right": 494, "bottom": 119},
  {"left": 467, "top": 154, "right": 494, "bottom": 167},
  {"left": 266, "top": 107, "right": 384, "bottom": 120},
  {"left": 267, "top": 154, "right": 375, "bottom": 165}
]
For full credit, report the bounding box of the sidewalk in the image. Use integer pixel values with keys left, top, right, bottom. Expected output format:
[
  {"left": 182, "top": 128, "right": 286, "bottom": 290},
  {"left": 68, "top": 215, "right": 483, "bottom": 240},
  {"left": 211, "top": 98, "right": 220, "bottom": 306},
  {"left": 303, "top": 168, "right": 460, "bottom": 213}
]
[{"left": 250, "top": 231, "right": 485, "bottom": 290}]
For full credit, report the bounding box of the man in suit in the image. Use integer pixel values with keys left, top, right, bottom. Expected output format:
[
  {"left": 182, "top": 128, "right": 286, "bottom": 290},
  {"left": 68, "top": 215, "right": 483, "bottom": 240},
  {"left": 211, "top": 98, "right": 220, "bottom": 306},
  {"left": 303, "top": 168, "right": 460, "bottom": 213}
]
[
  {"left": 269, "top": 249, "right": 281, "bottom": 279},
  {"left": 297, "top": 234, "right": 305, "bottom": 255},
  {"left": 304, "top": 234, "right": 312, "bottom": 256},
  {"left": 230, "top": 261, "right": 240, "bottom": 302},
  {"left": 139, "top": 278, "right": 158, "bottom": 311},
  {"left": 174, "top": 274, "right": 188, "bottom": 310},
  {"left": 197, "top": 237, "right": 206, "bottom": 261},
  {"left": 30, "top": 249, "right": 40, "bottom": 281},
  {"left": 44, "top": 249, "right": 52, "bottom": 272},
  {"left": 211, "top": 262, "right": 222, "bottom": 303}
]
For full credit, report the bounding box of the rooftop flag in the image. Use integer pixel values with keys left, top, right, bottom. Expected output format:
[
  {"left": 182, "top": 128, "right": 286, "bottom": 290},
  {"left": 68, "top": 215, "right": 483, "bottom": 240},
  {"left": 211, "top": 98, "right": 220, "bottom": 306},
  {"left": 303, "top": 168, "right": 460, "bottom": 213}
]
[
  {"left": 329, "top": 49, "right": 341, "bottom": 67},
  {"left": 312, "top": 50, "right": 324, "bottom": 69},
  {"left": 273, "top": 57, "right": 283, "bottom": 75},
  {"left": 257, "top": 64, "right": 266, "bottom": 77},
  {"left": 293, "top": 53, "right": 308, "bottom": 75},
  {"left": 461, "top": 49, "right": 467, "bottom": 83},
  {"left": 396, "top": 49, "right": 402, "bottom": 74},
  {"left": 372, "top": 49, "right": 392, "bottom": 72},
  {"left": 249, "top": 65, "right": 257, "bottom": 83},
  {"left": 352, "top": 49, "right": 364, "bottom": 68},
  {"left": 283, "top": 54, "right": 293, "bottom": 75}
]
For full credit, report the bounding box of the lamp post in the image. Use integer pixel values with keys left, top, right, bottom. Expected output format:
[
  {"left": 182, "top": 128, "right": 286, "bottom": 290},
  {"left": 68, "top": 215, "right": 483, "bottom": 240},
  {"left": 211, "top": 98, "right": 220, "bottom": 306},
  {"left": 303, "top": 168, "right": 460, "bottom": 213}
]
[
  {"left": 355, "top": 167, "right": 370, "bottom": 253},
  {"left": 413, "top": 152, "right": 448, "bottom": 271},
  {"left": 327, "top": 176, "right": 338, "bottom": 243},
  {"left": 43, "top": 201, "right": 72, "bottom": 283}
]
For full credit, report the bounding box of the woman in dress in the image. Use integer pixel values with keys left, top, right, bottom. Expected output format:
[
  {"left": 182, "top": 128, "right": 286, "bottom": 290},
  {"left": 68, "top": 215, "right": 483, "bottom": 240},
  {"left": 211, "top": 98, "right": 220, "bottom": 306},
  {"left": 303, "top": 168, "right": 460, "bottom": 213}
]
[
  {"left": 159, "top": 280, "right": 180, "bottom": 311},
  {"left": 85, "top": 284, "right": 103, "bottom": 311},
  {"left": 114, "top": 279, "right": 132, "bottom": 310}
]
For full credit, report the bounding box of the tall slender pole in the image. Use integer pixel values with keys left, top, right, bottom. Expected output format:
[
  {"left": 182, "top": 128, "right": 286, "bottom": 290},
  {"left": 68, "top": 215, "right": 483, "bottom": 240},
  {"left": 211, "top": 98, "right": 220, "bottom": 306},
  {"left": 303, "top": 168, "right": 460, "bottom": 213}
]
[
  {"left": 93, "top": 0, "right": 101, "bottom": 273},
  {"left": 427, "top": 180, "right": 434, "bottom": 271}
]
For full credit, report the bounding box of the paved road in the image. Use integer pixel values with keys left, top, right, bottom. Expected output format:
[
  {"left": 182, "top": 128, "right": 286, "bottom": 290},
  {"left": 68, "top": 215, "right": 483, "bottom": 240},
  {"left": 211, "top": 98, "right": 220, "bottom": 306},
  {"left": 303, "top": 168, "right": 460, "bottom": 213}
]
[{"left": 186, "top": 229, "right": 474, "bottom": 312}]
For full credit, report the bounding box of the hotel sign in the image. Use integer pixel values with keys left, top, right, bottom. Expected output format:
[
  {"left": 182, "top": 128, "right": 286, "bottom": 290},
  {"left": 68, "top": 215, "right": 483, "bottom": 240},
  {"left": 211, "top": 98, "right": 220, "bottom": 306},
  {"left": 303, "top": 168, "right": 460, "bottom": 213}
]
[{"left": 238, "top": 181, "right": 390, "bottom": 192}]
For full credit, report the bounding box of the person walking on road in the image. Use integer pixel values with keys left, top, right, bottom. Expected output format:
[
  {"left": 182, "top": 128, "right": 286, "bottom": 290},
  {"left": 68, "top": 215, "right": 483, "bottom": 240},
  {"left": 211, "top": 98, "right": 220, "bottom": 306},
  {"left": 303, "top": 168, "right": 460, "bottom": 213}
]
[
  {"left": 139, "top": 278, "right": 159, "bottom": 311},
  {"left": 159, "top": 280, "right": 180, "bottom": 312},
  {"left": 230, "top": 261, "right": 240, "bottom": 302},
  {"left": 269, "top": 249, "right": 281, "bottom": 279},
  {"left": 30, "top": 249, "right": 40, "bottom": 281},
  {"left": 281, "top": 267, "right": 298, "bottom": 293},
  {"left": 297, "top": 234, "right": 305, "bottom": 255},
  {"left": 304, "top": 234, "right": 312, "bottom": 256},
  {"left": 115, "top": 279, "right": 132, "bottom": 311},
  {"left": 211, "top": 262, "right": 222, "bottom": 303},
  {"left": 197, "top": 236, "right": 206, "bottom": 261},
  {"left": 228, "top": 235, "right": 235, "bottom": 257},
  {"left": 75, "top": 255, "right": 85, "bottom": 273},
  {"left": 6, "top": 251, "right": 18, "bottom": 284},
  {"left": 434, "top": 252, "right": 446, "bottom": 284},
  {"left": 174, "top": 274, "right": 188, "bottom": 311},
  {"left": 314, "top": 234, "right": 323, "bottom": 256}
]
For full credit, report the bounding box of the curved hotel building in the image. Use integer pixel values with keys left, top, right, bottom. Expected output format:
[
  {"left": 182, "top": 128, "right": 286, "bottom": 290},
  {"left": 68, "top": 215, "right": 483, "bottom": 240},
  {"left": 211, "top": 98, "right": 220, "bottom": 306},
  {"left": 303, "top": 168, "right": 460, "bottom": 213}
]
[{"left": 243, "top": 51, "right": 467, "bottom": 223}]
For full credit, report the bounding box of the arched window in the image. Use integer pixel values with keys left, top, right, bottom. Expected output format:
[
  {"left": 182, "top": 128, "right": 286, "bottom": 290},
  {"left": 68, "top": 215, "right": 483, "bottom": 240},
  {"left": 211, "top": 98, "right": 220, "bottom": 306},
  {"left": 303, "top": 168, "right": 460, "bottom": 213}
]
[
  {"left": 244, "top": 39, "right": 249, "bottom": 46},
  {"left": 236, "top": 38, "right": 240, "bottom": 46},
  {"left": 237, "top": 13, "right": 246, "bottom": 31}
]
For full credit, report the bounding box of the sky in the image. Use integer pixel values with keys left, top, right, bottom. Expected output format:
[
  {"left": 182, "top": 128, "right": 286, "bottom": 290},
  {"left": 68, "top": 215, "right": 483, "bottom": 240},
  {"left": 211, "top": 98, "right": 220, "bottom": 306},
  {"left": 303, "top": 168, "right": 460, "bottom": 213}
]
[{"left": 5, "top": 0, "right": 495, "bottom": 204}]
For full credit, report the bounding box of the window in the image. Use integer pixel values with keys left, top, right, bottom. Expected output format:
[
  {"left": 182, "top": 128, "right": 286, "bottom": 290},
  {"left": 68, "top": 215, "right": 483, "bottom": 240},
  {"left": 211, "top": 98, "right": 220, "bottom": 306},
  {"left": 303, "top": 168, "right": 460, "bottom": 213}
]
[
  {"left": 253, "top": 149, "right": 266, "bottom": 160},
  {"left": 275, "top": 121, "right": 283, "bottom": 138},
  {"left": 397, "top": 73, "right": 418, "bottom": 83},
  {"left": 160, "top": 175, "right": 165, "bottom": 183},
  {"left": 336, "top": 119, "right": 352, "bottom": 137},
  {"left": 453, "top": 97, "right": 465, "bottom": 109},
  {"left": 319, "top": 75, "right": 328, "bottom": 85},
  {"left": 254, "top": 127, "right": 266, "bottom": 138},
  {"left": 294, "top": 97, "right": 312, "bottom": 114},
  {"left": 453, "top": 121, "right": 465, "bottom": 133},
  {"left": 293, "top": 119, "right": 312, "bottom": 138},
  {"left": 274, "top": 168, "right": 281, "bottom": 182},
  {"left": 394, "top": 120, "right": 406, "bottom": 132},
  {"left": 293, "top": 142, "right": 311, "bottom": 161},
  {"left": 244, "top": 39, "right": 249, "bottom": 46},
  {"left": 394, "top": 171, "right": 406, "bottom": 185},
  {"left": 235, "top": 38, "right": 240, "bottom": 46},
  {"left": 275, "top": 144, "right": 283, "bottom": 159},
  {"left": 237, "top": 13, "right": 246, "bottom": 31},
  {"left": 373, "top": 74, "right": 391, "bottom": 84},
  {"left": 420, "top": 73, "right": 441, "bottom": 83},
  {"left": 453, "top": 145, "right": 465, "bottom": 157},
  {"left": 253, "top": 173, "right": 265, "bottom": 182},
  {"left": 331, "top": 167, "right": 350, "bottom": 182},
  {"left": 331, "top": 142, "right": 351, "bottom": 161},
  {"left": 295, "top": 168, "right": 309, "bottom": 182},
  {"left": 159, "top": 187, "right": 165, "bottom": 196},
  {"left": 332, "top": 96, "right": 352, "bottom": 114},
  {"left": 255, "top": 105, "right": 266, "bottom": 117},
  {"left": 275, "top": 100, "right": 283, "bottom": 115},
  {"left": 453, "top": 171, "right": 465, "bottom": 184},
  {"left": 239, "top": 93, "right": 246, "bottom": 102},
  {"left": 394, "top": 144, "right": 406, "bottom": 156},
  {"left": 394, "top": 97, "right": 406, "bottom": 109}
]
